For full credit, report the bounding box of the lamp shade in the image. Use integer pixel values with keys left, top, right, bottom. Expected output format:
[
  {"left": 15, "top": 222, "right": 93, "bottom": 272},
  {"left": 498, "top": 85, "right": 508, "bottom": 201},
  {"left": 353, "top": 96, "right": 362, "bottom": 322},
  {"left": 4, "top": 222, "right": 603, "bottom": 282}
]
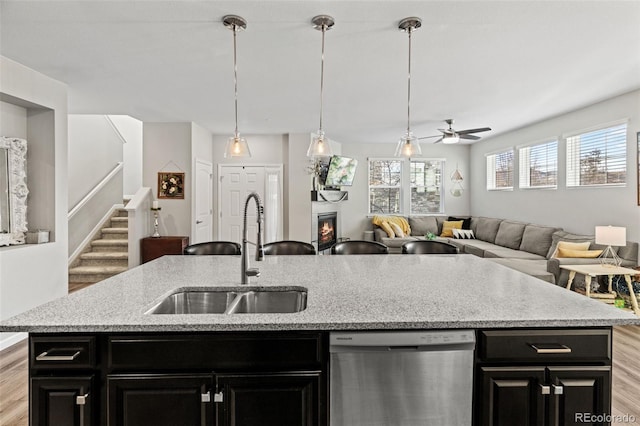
[
  {"left": 595, "top": 226, "right": 626, "bottom": 246},
  {"left": 395, "top": 132, "right": 421, "bottom": 157},
  {"left": 224, "top": 135, "right": 251, "bottom": 158},
  {"left": 307, "top": 132, "right": 333, "bottom": 158}
]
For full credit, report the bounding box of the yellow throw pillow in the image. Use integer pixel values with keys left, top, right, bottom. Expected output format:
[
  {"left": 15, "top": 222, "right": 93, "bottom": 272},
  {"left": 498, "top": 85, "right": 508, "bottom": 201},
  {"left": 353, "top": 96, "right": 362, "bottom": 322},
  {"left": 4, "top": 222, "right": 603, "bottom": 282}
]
[
  {"left": 372, "top": 215, "right": 411, "bottom": 235},
  {"left": 552, "top": 241, "right": 591, "bottom": 258},
  {"left": 440, "top": 220, "right": 464, "bottom": 238},
  {"left": 389, "top": 222, "right": 405, "bottom": 238},
  {"left": 379, "top": 221, "right": 395, "bottom": 238},
  {"left": 557, "top": 248, "right": 603, "bottom": 258}
]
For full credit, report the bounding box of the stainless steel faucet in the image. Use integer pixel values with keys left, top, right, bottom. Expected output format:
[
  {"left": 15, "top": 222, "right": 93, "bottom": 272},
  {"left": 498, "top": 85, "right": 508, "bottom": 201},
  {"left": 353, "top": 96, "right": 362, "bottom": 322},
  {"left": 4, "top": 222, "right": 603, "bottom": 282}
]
[{"left": 241, "top": 192, "right": 264, "bottom": 284}]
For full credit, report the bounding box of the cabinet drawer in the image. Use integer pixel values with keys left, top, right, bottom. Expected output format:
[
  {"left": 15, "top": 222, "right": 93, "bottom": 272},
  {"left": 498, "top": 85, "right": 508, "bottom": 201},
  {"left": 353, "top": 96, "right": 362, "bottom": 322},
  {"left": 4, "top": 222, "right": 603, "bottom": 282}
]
[
  {"left": 31, "top": 336, "right": 96, "bottom": 370},
  {"left": 478, "top": 328, "right": 610, "bottom": 363},
  {"left": 108, "top": 332, "right": 325, "bottom": 371}
]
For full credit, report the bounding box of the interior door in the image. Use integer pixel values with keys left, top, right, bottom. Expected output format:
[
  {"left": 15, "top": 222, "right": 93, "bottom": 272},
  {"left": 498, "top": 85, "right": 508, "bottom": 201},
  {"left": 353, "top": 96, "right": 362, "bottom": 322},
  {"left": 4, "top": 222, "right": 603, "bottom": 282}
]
[
  {"left": 193, "top": 159, "right": 213, "bottom": 244},
  {"left": 218, "top": 166, "right": 265, "bottom": 244}
]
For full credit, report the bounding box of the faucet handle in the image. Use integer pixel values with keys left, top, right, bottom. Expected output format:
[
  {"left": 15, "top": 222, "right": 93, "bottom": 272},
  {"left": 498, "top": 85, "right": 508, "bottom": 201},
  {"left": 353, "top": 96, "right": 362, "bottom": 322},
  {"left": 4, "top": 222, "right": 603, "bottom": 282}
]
[{"left": 246, "top": 268, "right": 260, "bottom": 278}]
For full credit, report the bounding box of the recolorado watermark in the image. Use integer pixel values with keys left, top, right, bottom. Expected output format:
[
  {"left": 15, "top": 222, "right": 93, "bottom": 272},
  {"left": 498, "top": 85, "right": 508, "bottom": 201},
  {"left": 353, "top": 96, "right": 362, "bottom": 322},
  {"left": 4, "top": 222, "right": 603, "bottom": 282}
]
[{"left": 575, "top": 412, "right": 637, "bottom": 423}]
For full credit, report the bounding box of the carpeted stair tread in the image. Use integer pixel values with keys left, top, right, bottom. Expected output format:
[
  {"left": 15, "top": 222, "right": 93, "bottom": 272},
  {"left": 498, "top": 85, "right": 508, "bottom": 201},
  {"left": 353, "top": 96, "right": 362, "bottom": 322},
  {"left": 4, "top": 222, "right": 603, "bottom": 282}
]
[
  {"left": 91, "top": 239, "right": 128, "bottom": 246},
  {"left": 80, "top": 252, "right": 128, "bottom": 260},
  {"left": 69, "top": 265, "right": 128, "bottom": 275},
  {"left": 102, "top": 228, "right": 128, "bottom": 234}
]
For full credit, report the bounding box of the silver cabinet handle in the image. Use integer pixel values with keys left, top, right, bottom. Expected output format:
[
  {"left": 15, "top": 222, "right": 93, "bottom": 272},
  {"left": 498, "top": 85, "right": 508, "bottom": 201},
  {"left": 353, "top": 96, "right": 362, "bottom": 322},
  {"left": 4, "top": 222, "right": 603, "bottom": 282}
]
[
  {"left": 540, "top": 384, "right": 551, "bottom": 395},
  {"left": 36, "top": 350, "right": 81, "bottom": 361},
  {"left": 76, "top": 393, "right": 89, "bottom": 406},
  {"left": 552, "top": 384, "right": 564, "bottom": 395},
  {"left": 201, "top": 391, "right": 211, "bottom": 403},
  {"left": 529, "top": 344, "right": 572, "bottom": 354}
]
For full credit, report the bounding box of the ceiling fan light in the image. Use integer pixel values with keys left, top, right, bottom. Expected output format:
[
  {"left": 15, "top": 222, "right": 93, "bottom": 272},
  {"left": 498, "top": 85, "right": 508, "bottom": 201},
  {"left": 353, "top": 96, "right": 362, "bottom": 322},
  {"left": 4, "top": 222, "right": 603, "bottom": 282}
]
[
  {"left": 307, "top": 131, "right": 333, "bottom": 158},
  {"left": 224, "top": 135, "right": 251, "bottom": 158},
  {"left": 395, "top": 133, "right": 421, "bottom": 157},
  {"left": 442, "top": 134, "right": 460, "bottom": 144}
]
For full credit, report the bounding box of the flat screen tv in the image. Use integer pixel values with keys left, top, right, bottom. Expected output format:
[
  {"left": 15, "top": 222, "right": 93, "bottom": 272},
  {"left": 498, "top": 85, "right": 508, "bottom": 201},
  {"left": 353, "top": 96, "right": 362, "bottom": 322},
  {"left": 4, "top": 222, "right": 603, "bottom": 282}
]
[{"left": 323, "top": 155, "right": 358, "bottom": 187}]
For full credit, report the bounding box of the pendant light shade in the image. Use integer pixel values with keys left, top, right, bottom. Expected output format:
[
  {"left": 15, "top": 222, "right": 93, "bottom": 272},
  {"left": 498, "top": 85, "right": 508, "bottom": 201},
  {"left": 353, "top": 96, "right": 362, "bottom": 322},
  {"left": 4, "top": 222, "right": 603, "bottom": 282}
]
[
  {"left": 307, "top": 15, "right": 335, "bottom": 158},
  {"left": 223, "top": 15, "right": 251, "bottom": 158},
  {"left": 395, "top": 17, "right": 422, "bottom": 158},
  {"left": 442, "top": 134, "right": 460, "bottom": 144}
]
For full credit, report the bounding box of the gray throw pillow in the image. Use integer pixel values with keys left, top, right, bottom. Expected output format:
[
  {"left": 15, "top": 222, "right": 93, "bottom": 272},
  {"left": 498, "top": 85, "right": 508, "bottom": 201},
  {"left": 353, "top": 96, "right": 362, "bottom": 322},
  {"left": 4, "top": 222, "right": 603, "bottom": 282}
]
[
  {"left": 473, "top": 217, "right": 503, "bottom": 243},
  {"left": 519, "top": 224, "right": 560, "bottom": 257},
  {"left": 408, "top": 216, "right": 438, "bottom": 236},
  {"left": 494, "top": 221, "right": 527, "bottom": 250}
]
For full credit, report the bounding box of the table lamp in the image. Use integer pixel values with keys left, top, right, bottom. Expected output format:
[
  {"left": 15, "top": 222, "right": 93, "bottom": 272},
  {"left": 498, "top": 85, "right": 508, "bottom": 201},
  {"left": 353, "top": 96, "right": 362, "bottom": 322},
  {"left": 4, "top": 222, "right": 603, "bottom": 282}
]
[{"left": 595, "top": 225, "right": 626, "bottom": 267}]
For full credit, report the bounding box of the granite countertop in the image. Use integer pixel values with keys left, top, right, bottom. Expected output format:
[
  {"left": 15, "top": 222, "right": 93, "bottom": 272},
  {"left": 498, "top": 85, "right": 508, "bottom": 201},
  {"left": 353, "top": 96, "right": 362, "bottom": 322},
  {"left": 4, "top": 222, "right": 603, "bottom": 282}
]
[{"left": 1, "top": 254, "right": 639, "bottom": 333}]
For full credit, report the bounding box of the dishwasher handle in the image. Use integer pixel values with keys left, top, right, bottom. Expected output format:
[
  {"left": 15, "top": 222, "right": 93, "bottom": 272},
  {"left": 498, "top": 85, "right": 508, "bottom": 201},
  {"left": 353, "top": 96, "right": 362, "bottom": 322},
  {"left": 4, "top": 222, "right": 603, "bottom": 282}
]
[{"left": 330, "top": 342, "right": 476, "bottom": 353}]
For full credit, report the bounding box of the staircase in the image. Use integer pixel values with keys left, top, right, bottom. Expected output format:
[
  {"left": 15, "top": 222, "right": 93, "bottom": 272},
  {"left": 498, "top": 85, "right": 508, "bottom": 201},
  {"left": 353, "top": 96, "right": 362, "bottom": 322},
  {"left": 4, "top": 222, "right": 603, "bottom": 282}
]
[{"left": 68, "top": 208, "right": 129, "bottom": 287}]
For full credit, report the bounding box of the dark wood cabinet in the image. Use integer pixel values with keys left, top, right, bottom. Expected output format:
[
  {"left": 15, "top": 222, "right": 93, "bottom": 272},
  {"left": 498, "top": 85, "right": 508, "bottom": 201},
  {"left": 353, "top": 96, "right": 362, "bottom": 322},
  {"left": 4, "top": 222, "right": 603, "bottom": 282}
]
[
  {"left": 31, "top": 376, "right": 93, "bottom": 426},
  {"left": 215, "top": 372, "right": 321, "bottom": 426},
  {"left": 30, "top": 332, "right": 327, "bottom": 426},
  {"left": 141, "top": 236, "right": 189, "bottom": 263},
  {"left": 107, "top": 374, "right": 213, "bottom": 426},
  {"left": 476, "top": 328, "right": 612, "bottom": 426}
]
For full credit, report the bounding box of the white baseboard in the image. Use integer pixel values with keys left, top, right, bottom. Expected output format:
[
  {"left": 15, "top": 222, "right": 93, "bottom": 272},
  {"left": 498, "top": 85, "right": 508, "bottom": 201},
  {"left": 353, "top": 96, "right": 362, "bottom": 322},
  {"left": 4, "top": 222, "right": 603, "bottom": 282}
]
[
  {"left": 68, "top": 204, "right": 125, "bottom": 266},
  {"left": 0, "top": 332, "right": 27, "bottom": 351}
]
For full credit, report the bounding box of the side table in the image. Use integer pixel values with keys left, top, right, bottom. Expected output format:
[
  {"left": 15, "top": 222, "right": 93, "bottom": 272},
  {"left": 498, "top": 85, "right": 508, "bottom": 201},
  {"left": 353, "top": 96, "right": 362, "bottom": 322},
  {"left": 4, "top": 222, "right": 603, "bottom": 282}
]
[
  {"left": 560, "top": 264, "right": 639, "bottom": 315},
  {"left": 141, "top": 236, "right": 189, "bottom": 264}
]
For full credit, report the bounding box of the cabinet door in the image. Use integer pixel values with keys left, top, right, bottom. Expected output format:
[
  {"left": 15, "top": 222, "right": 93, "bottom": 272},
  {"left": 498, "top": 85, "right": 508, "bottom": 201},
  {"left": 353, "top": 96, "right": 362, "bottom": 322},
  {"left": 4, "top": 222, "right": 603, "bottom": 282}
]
[
  {"left": 215, "top": 372, "right": 321, "bottom": 426},
  {"left": 478, "top": 366, "right": 546, "bottom": 426},
  {"left": 107, "top": 374, "right": 213, "bottom": 426},
  {"left": 547, "top": 366, "right": 611, "bottom": 426},
  {"left": 31, "top": 376, "right": 93, "bottom": 426}
]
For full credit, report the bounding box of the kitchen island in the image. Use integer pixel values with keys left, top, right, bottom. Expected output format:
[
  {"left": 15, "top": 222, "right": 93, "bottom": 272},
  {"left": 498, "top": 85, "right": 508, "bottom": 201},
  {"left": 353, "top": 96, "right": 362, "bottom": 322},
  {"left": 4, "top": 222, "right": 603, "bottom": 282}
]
[{"left": 2, "top": 254, "right": 638, "bottom": 425}]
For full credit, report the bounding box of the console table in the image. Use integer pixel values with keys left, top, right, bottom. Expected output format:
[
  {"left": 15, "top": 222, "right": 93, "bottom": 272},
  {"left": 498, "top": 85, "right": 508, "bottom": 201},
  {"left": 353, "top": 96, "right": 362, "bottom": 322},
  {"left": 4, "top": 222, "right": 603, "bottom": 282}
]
[
  {"left": 141, "top": 236, "right": 189, "bottom": 264},
  {"left": 561, "top": 264, "right": 640, "bottom": 315}
]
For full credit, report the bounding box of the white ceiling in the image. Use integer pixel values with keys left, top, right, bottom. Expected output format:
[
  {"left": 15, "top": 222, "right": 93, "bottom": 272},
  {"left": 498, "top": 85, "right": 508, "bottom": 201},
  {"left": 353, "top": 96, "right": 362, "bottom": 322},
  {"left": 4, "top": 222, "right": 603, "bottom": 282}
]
[{"left": 1, "top": 1, "right": 639, "bottom": 144}]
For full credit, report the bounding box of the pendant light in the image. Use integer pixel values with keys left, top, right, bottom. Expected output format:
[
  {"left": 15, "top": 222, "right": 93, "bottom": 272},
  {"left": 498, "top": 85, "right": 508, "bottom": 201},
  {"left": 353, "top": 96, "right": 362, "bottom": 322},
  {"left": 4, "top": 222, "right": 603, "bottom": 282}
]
[
  {"left": 395, "top": 17, "right": 422, "bottom": 158},
  {"left": 223, "top": 15, "right": 250, "bottom": 158},
  {"left": 307, "top": 15, "right": 335, "bottom": 158}
]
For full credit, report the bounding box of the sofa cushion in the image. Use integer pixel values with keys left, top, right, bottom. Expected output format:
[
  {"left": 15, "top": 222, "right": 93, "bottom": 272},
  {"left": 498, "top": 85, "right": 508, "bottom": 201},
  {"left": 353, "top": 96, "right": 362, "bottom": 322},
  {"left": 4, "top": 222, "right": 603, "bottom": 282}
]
[
  {"left": 379, "top": 221, "right": 395, "bottom": 238},
  {"left": 484, "top": 248, "right": 545, "bottom": 260},
  {"left": 472, "top": 217, "right": 502, "bottom": 243},
  {"left": 409, "top": 216, "right": 438, "bottom": 236},
  {"left": 556, "top": 248, "right": 602, "bottom": 258},
  {"left": 519, "top": 224, "right": 560, "bottom": 257},
  {"left": 457, "top": 240, "right": 503, "bottom": 257},
  {"left": 389, "top": 222, "right": 405, "bottom": 238},
  {"left": 379, "top": 236, "right": 420, "bottom": 253},
  {"left": 372, "top": 215, "right": 411, "bottom": 235},
  {"left": 494, "top": 220, "right": 527, "bottom": 250},
  {"left": 546, "top": 231, "right": 597, "bottom": 259},
  {"left": 488, "top": 258, "right": 555, "bottom": 283}
]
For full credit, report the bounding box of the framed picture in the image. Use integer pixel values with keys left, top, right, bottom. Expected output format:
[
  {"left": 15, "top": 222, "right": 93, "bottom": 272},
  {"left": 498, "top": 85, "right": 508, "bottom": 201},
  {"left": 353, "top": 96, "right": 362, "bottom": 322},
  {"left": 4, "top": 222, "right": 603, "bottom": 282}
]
[{"left": 158, "top": 172, "right": 185, "bottom": 199}]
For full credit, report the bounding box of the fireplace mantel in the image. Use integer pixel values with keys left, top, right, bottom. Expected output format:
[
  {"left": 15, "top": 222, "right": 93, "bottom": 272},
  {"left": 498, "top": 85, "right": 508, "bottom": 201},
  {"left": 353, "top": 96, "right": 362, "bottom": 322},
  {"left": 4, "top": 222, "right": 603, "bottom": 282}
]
[{"left": 310, "top": 190, "right": 348, "bottom": 203}]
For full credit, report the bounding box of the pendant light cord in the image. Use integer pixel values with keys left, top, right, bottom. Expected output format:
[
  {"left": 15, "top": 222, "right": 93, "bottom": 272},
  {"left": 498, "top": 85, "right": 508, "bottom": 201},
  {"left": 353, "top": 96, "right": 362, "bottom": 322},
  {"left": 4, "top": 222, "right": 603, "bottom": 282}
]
[
  {"left": 319, "top": 23, "right": 326, "bottom": 134},
  {"left": 406, "top": 26, "right": 412, "bottom": 135},
  {"left": 233, "top": 24, "right": 239, "bottom": 138}
]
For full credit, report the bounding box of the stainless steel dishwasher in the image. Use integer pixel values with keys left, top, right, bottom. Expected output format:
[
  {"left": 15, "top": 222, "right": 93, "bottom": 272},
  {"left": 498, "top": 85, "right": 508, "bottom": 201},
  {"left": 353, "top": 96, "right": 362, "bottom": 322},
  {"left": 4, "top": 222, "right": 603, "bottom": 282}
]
[{"left": 330, "top": 330, "right": 475, "bottom": 426}]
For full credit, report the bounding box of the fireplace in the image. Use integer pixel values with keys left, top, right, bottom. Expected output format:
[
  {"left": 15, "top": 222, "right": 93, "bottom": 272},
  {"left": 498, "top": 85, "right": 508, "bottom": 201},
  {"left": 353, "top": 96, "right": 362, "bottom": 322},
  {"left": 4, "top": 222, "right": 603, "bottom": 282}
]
[{"left": 317, "top": 212, "right": 337, "bottom": 252}]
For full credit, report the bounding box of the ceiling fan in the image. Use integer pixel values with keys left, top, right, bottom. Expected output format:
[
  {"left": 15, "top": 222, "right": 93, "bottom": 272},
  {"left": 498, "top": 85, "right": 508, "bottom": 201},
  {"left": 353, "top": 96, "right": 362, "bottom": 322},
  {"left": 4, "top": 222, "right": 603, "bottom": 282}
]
[{"left": 418, "top": 119, "right": 492, "bottom": 144}]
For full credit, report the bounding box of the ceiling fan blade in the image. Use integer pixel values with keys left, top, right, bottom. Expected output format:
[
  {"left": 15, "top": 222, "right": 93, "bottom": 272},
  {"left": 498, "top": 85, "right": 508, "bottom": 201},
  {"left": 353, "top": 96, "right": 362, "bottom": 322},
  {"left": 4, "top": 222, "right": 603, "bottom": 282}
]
[
  {"left": 432, "top": 137, "right": 443, "bottom": 144},
  {"left": 459, "top": 134, "right": 481, "bottom": 140},
  {"left": 437, "top": 128, "right": 453, "bottom": 134},
  {"left": 457, "top": 127, "right": 492, "bottom": 135},
  {"left": 417, "top": 135, "right": 442, "bottom": 140}
]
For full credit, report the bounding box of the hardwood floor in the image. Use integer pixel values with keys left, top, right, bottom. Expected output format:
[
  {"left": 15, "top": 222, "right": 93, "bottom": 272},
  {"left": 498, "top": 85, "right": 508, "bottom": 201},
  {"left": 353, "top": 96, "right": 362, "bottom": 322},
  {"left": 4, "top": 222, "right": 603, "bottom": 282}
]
[{"left": 1, "top": 326, "right": 639, "bottom": 425}]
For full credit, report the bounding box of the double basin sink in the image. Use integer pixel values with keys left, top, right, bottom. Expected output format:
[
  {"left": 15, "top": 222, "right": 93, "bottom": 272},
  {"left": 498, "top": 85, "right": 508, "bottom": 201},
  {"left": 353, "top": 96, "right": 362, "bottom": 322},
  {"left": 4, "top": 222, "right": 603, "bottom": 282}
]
[{"left": 146, "top": 286, "right": 307, "bottom": 315}]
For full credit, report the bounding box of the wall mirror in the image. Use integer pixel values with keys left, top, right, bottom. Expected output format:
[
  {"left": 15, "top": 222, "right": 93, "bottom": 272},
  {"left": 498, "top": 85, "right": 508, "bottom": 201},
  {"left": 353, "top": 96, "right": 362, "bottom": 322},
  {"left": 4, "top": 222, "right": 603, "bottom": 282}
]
[{"left": 0, "top": 137, "right": 28, "bottom": 246}]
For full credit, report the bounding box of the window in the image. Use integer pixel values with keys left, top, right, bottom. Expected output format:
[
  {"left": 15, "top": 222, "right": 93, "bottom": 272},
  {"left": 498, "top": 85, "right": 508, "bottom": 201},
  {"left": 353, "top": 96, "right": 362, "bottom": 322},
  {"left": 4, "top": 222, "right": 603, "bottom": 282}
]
[
  {"left": 519, "top": 140, "right": 558, "bottom": 189},
  {"left": 410, "top": 160, "right": 443, "bottom": 214},
  {"left": 566, "top": 122, "right": 627, "bottom": 187},
  {"left": 368, "top": 159, "right": 402, "bottom": 214},
  {"left": 486, "top": 149, "right": 514, "bottom": 190},
  {"left": 368, "top": 158, "right": 444, "bottom": 214}
]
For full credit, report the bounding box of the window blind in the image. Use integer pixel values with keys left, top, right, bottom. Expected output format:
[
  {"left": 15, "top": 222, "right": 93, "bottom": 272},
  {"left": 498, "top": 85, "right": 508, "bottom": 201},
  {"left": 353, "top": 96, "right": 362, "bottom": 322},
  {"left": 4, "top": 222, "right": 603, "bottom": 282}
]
[
  {"left": 519, "top": 140, "right": 558, "bottom": 188},
  {"left": 486, "top": 150, "right": 514, "bottom": 190},
  {"left": 566, "top": 123, "right": 626, "bottom": 187}
]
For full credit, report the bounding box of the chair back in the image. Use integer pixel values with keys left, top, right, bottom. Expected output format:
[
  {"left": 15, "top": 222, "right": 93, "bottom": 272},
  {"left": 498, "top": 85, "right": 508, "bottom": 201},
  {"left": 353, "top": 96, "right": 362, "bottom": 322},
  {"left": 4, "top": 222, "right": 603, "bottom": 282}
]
[
  {"left": 263, "top": 240, "right": 316, "bottom": 255},
  {"left": 183, "top": 241, "right": 241, "bottom": 255},
  {"left": 331, "top": 240, "right": 389, "bottom": 255},
  {"left": 402, "top": 240, "right": 459, "bottom": 254}
]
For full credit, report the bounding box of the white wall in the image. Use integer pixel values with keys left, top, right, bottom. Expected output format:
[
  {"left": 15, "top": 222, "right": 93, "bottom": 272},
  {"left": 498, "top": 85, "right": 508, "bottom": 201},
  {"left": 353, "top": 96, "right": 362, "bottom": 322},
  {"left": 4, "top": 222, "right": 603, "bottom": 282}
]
[
  {"left": 68, "top": 115, "right": 124, "bottom": 208},
  {"left": 110, "top": 115, "right": 143, "bottom": 197},
  {"left": 0, "top": 101, "right": 27, "bottom": 136},
  {"left": 0, "top": 56, "right": 68, "bottom": 349},
  {"left": 340, "top": 142, "right": 471, "bottom": 240},
  {"left": 143, "top": 122, "right": 192, "bottom": 237},
  {"left": 470, "top": 89, "right": 640, "bottom": 252}
]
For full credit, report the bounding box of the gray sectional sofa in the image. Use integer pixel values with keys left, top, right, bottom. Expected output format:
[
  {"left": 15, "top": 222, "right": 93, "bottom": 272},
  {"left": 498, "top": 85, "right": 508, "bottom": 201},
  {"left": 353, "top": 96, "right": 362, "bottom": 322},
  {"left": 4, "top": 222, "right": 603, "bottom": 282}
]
[{"left": 372, "top": 215, "right": 638, "bottom": 286}]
